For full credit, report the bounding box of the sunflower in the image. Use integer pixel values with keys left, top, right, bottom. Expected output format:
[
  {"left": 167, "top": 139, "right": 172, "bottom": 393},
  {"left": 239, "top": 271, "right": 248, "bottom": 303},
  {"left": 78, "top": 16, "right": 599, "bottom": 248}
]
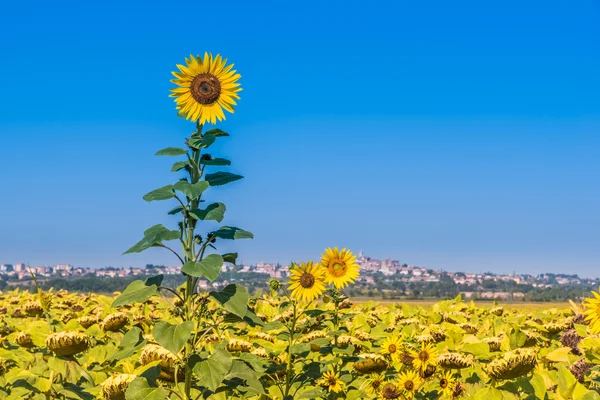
[
  {"left": 317, "top": 369, "right": 345, "bottom": 393},
  {"left": 397, "top": 370, "right": 421, "bottom": 399},
  {"left": 380, "top": 336, "right": 402, "bottom": 362},
  {"left": 320, "top": 247, "right": 360, "bottom": 288},
  {"left": 410, "top": 342, "right": 438, "bottom": 372},
  {"left": 584, "top": 288, "right": 600, "bottom": 333},
  {"left": 170, "top": 53, "right": 241, "bottom": 125},
  {"left": 364, "top": 373, "right": 385, "bottom": 396},
  {"left": 287, "top": 261, "right": 326, "bottom": 302},
  {"left": 437, "top": 371, "right": 456, "bottom": 398}
]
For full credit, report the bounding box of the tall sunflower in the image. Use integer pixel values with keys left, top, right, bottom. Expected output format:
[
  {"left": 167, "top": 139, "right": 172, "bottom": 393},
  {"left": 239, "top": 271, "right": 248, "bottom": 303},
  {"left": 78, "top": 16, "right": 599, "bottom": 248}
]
[
  {"left": 287, "top": 261, "right": 326, "bottom": 302},
  {"left": 584, "top": 288, "right": 600, "bottom": 333},
  {"left": 320, "top": 247, "right": 360, "bottom": 288},
  {"left": 318, "top": 369, "right": 345, "bottom": 393},
  {"left": 437, "top": 371, "right": 456, "bottom": 398},
  {"left": 410, "top": 342, "right": 438, "bottom": 372},
  {"left": 397, "top": 370, "right": 421, "bottom": 399},
  {"left": 170, "top": 53, "right": 241, "bottom": 125}
]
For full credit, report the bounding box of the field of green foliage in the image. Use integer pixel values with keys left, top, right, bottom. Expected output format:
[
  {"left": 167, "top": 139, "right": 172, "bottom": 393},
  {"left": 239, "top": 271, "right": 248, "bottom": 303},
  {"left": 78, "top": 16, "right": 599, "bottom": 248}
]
[{"left": 1, "top": 287, "right": 600, "bottom": 399}]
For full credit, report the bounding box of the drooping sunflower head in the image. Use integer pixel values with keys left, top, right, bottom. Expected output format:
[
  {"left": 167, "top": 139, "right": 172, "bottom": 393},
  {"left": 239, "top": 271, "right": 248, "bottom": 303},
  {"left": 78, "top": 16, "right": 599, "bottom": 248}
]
[
  {"left": 226, "top": 338, "right": 254, "bottom": 353},
  {"left": 380, "top": 382, "right": 402, "bottom": 399},
  {"left": 354, "top": 353, "right": 388, "bottom": 374},
  {"left": 15, "top": 332, "right": 34, "bottom": 348},
  {"left": 485, "top": 348, "right": 537, "bottom": 380},
  {"left": 102, "top": 312, "right": 129, "bottom": 332},
  {"left": 437, "top": 371, "right": 456, "bottom": 398},
  {"left": 170, "top": 53, "right": 241, "bottom": 125},
  {"left": 140, "top": 344, "right": 183, "bottom": 382},
  {"left": 320, "top": 247, "right": 360, "bottom": 288},
  {"left": 410, "top": 342, "right": 438, "bottom": 372},
  {"left": 437, "top": 352, "right": 474, "bottom": 369},
  {"left": 584, "top": 288, "right": 600, "bottom": 334},
  {"left": 317, "top": 369, "right": 345, "bottom": 393},
  {"left": 46, "top": 331, "right": 91, "bottom": 356},
  {"left": 287, "top": 261, "right": 326, "bottom": 303},
  {"left": 101, "top": 374, "right": 137, "bottom": 400},
  {"left": 397, "top": 370, "right": 422, "bottom": 399}
]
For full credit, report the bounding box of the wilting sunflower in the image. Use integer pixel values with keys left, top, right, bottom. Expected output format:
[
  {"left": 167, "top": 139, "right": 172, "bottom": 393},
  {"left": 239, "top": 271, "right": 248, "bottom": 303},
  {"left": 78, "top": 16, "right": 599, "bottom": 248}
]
[
  {"left": 397, "top": 370, "right": 421, "bottom": 399},
  {"left": 410, "top": 342, "right": 438, "bottom": 372},
  {"left": 437, "top": 371, "right": 456, "bottom": 398},
  {"left": 287, "top": 261, "right": 326, "bottom": 302},
  {"left": 380, "top": 336, "right": 402, "bottom": 362},
  {"left": 584, "top": 288, "right": 600, "bottom": 333},
  {"left": 170, "top": 53, "right": 241, "bottom": 125},
  {"left": 318, "top": 369, "right": 345, "bottom": 393},
  {"left": 320, "top": 247, "right": 360, "bottom": 288}
]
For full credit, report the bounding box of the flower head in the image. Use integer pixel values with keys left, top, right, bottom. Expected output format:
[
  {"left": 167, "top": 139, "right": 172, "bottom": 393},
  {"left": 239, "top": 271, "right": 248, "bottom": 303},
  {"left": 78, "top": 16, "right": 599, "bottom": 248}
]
[
  {"left": 320, "top": 247, "right": 360, "bottom": 288},
  {"left": 410, "top": 342, "right": 438, "bottom": 372},
  {"left": 437, "top": 371, "right": 456, "bottom": 398},
  {"left": 170, "top": 53, "right": 241, "bottom": 125},
  {"left": 584, "top": 288, "right": 600, "bottom": 333},
  {"left": 397, "top": 370, "right": 421, "bottom": 399},
  {"left": 318, "top": 369, "right": 345, "bottom": 393},
  {"left": 287, "top": 261, "right": 326, "bottom": 302},
  {"left": 364, "top": 373, "right": 385, "bottom": 396},
  {"left": 46, "top": 331, "right": 90, "bottom": 356},
  {"left": 101, "top": 374, "right": 137, "bottom": 400},
  {"left": 380, "top": 335, "right": 402, "bottom": 362},
  {"left": 102, "top": 312, "right": 129, "bottom": 332},
  {"left": 486, "top": 349, "right": 537, "bottom": 380}
]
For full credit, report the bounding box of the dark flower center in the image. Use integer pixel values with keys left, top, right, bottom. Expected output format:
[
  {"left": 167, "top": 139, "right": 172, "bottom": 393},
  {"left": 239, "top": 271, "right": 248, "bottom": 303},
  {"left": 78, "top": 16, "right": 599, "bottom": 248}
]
[
  {"left": 419, "top": 350, "right": 430, "bottom": 361},
  {"left": 191, "top": 73, "right": 221, "bottom": 104},
  {"left": 440, "top": 378, "right": 448, "bottom": 388},
  {"left": 404, "top": 380, "right": 414, "bottom": 390},
  {"left": 388, "top": 344, "right": 397, "bottom": 353},
  {"left": 381, "top": 383, "right": 400, "bottom": 399},
  {"left": 300, "top": 273, "right": 315, "bottom": 288}
]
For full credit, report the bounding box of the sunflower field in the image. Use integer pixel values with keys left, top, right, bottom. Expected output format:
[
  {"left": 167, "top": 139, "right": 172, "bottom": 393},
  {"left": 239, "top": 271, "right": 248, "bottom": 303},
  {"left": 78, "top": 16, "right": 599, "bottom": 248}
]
[
  {"left": 2, "top": 52, "right": 600, "bottom": 399},
  {"left": 2, "top": 285, "right": 600, "bottom": 399}
]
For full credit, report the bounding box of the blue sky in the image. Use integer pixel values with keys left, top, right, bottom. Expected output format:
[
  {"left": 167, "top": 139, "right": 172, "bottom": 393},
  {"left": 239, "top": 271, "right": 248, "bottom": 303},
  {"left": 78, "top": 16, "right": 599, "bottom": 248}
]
[{"left": 0, "top": 0, "right": 599, "bottom": 276}]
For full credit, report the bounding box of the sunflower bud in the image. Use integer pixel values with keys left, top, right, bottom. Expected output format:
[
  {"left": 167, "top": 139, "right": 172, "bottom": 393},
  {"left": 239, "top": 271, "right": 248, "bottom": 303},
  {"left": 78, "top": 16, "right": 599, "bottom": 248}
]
[
  {"left": 102, "top": 313, "right": 129, "bottom": 332},
  {"left": 486, "top": 349, "right": 537, "bottom": 380},
  {"left": 46, "top": 331, "right": 91, "bottom": 356},
  {"left": 268, "top": 278, "right": 282, "bottom": 292},
  {"left": 438, "top": 352, "right": 474, "bottom": 369}
]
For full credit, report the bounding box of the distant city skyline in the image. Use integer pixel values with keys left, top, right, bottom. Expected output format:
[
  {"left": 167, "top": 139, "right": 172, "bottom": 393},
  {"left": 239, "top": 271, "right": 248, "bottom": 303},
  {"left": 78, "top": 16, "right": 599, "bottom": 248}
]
[{"left": 1, "top": 1, "right": 599, "bottom": 277}]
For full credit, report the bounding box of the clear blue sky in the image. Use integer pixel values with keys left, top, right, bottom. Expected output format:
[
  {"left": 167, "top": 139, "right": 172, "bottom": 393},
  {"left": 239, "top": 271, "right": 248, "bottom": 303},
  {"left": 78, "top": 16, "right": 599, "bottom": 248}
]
[{"left": 0, "top": 0, "right": 599, "bottom": 276}]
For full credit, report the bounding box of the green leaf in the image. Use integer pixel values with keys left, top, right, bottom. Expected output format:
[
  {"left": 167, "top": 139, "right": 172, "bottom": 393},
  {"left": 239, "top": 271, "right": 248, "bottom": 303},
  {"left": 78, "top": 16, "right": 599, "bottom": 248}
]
[
  {"left": 210, "top": 284, "right": 249, "bottom": 318},
  {"left": 545, "top": 347, "right": 572, "bottom": 362},
  {"left": 222, "top": 253, "right": 238, "bottom": 264},
  {"left": 189, "top": 203, "right": 226, "bottom": 222},
  {"left": 125, "top": 377, "right": 168, "bottom": 400},
  {"left": 225, "top": 359, "right": 265, "bottom": 394},
  {"left": 204, "top": 128, "right": 229, "bottom": 137},
  {"left": 189, "top": 134, "right": 216, "bottom": 149},
  {"left": 200, "top": 157, "right": 231, "bottom": 166},
  {"left": 167, "top": 206, "right": 183, "bottom": 215},
  {"left": 155, "top": 147, "right": 188, "bottom": 156},
  {"left": 152, "top": 321, "right": 194, "bottom": 355},
  {"left": 173, "top": 180, "right": 209, "bottom": 200},
  {"left": 212, "top": 226, "right": 254, "bottom": 240},
  {"left": 171, "top": 161, "right": 188, "bottom": 172},
  {"left": 124, "top": 224, "right": 180, "bottom": 254},
  {"left": 108, "top": 327, "right": 146, "bottom": 362},
  {"left": 529, "top": 373, "right": 547, "bottom": 400},
  {"left": 192, "top": 349, "right": 232, "bottom": 391},
  {"left": 509, "top": 329, "right": 527, "bottom": 349},
  {"left": 142, "top": 185, "right": 174, "bottom": 202},
  {"left": 206, "top": 171, "right": 243, "bottom": 186},
  {"left": 112, "top": 280, "right": 159, "bottom": 308},
  {"left": 181, "top": 254, "right": 224, "bottom": 281}
]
